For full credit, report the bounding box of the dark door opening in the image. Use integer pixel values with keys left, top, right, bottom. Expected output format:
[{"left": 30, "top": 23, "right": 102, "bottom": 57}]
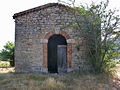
[{"left": 48, "top": 35, "right": 67, "bottom": 73}]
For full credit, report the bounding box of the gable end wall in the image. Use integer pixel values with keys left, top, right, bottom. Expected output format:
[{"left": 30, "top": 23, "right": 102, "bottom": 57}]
[{"left": 14, "top": 5, "right": 93, "bottom": 73}]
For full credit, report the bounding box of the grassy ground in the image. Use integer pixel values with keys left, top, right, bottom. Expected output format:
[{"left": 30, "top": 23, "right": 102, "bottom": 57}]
[{"left": 0, "top": 63, "right": 120, "bottom": 90}]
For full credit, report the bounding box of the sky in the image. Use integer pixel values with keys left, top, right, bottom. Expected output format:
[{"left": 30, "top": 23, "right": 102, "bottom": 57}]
[{"left": 0, "top": 0, "right": 120, "bottom": 50}]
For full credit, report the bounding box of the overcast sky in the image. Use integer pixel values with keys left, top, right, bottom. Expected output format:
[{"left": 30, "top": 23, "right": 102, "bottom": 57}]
[{"left": 0, "top": 0, "right": 120, "bottom": 50}]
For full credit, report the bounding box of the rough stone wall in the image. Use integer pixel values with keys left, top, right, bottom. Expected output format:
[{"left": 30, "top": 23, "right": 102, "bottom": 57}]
[{"left": 14, "top": 5, "right": 93, "bottom": 73}]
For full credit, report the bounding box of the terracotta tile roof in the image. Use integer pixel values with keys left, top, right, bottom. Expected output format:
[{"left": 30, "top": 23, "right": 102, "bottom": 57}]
[{"left": 13, "top": 3, "right": 66, "bottom": 19}]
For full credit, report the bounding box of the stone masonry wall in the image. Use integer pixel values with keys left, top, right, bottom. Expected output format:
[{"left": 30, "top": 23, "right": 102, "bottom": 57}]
[{"left": 14, "top": 5, "right": 93, "bottom": 73}]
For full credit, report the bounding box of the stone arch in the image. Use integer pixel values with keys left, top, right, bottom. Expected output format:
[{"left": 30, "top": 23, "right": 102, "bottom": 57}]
[
  {"left": 43, "top": 31, "right": 73, "bottom": 70},
  {"left": 44, "top": 31, "right": 70, "bottom": 39}
]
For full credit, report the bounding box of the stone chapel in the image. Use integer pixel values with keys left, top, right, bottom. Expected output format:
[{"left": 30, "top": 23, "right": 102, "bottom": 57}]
[{"left": 13, "top": 3, "right": 95, "bottom": 73}]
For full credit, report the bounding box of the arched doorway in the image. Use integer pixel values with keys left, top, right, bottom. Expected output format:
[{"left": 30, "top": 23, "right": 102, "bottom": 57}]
[{"left": 48, "top": 35, "right": 67, "bottom": 73}]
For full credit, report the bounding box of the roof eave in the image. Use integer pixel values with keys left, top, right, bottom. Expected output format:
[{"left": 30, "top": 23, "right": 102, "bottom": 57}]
[{"left": 13, "top": 3, "right": 67, "bottom": 19}]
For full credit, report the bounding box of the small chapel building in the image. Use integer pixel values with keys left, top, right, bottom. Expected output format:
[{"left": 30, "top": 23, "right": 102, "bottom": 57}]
[{"left": 13, "top": 3, "right": 95, "bottom": 73}]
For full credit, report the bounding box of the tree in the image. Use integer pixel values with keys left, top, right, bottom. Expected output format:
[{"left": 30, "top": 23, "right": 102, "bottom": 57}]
[
  {"left": 0, "top": 41, "right": 15, "bottom": 67},
  {"left": 59, "top": 0, "right": 120, "bottom": 73}
]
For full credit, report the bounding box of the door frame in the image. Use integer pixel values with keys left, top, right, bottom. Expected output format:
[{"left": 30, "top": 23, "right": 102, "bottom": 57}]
[
  {"left": 42, "top": 31, "right": 73, "bottom": 72},
  {"left": 48, "top": 35, "right": 67, "bottom": 73}
]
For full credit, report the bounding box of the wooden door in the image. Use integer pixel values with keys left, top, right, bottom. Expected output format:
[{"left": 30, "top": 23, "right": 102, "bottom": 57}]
[{"left": 57, "top": 45, "right": 67, "bottom": 73}]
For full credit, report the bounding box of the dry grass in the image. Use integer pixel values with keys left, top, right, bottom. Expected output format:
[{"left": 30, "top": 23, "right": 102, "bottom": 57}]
[
  {"left": 116, "top": 64, "right": 120, "bottom": 77},
  {"left": 0, "top": 68, "right": 15, "bottom": 74},
  {"left": 0, "top": 65, "right": 120, "bottom": 90},
  {"left": 0, "top": 61, "right": 14, "bottom": 74},
  {"left": 0, "top": 61, "right": 10, "bottom": 68},
  {"left": 41, "top": 77, "right": 65, "bottom": 90}
]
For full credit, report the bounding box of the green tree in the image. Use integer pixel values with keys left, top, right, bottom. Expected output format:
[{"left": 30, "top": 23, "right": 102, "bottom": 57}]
[
  {"left": 0, "top": 41, "right": 14, "bottom": 67},
  {"left": 77, "top": 0, "right": 120, "bottom": 73},
  {"left": 59, "top": 0, "right": 120, "bottom": 73}
]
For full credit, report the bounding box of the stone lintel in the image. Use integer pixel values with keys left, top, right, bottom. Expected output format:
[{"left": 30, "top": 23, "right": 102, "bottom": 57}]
[
  {"left": 67, "top": 39, "right": 75, "bottom": 43},
  {"left": 40, "top": 39, "right": 48, "bottom": 43}
]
